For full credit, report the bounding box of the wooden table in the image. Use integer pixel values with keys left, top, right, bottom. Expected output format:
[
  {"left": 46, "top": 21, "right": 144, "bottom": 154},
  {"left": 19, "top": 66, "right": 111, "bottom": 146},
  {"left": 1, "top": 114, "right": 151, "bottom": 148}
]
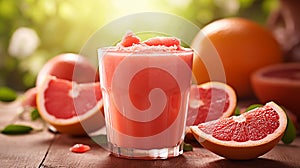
[{"left": 1, "top": 101, "right": 300, "bottom": 168}]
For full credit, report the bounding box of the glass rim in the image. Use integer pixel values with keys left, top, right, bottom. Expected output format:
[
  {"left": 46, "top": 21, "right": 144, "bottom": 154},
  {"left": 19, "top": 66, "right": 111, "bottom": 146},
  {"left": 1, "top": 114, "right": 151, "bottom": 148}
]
[{"left": 98, "top": 46, "right": 194, "bottom": 56}]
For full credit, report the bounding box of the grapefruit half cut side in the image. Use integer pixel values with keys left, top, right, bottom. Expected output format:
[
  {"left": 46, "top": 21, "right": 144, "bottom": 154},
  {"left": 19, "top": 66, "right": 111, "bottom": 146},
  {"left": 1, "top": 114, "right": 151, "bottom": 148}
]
[
  {"left": 190, "top": 101, "right": 287, "bottom": 160},
  {"left": 251, "top": 62, "right": 300, "bottom": 118},
  {"left": 36, "top": 76, "right": 105, "bottom": 135}
]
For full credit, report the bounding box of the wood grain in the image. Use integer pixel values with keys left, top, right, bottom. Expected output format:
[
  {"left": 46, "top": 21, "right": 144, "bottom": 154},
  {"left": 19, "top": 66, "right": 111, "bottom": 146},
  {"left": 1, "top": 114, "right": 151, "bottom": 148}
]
[
  {"left": 0, "top": 101, "right": 55, "bottom": 167},
  {"left": 1, "top": 101, "right": 300, "bottom": 168},
  {"left": 39, "top": 134, "right": 300, "bottom": 168}
]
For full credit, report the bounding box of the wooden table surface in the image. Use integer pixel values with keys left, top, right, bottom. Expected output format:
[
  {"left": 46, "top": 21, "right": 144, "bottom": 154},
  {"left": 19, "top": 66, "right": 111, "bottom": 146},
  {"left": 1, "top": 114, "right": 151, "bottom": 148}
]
[{"left": 1, "top": 100, "right": 300, "bottom": 168}]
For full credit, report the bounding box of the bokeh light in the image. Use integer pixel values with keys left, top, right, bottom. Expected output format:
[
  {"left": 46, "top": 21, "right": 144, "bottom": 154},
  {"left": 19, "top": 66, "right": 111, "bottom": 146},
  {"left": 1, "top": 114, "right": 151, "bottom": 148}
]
[{"left": 0, "top": 0, "right": 278, "bottom": 90}]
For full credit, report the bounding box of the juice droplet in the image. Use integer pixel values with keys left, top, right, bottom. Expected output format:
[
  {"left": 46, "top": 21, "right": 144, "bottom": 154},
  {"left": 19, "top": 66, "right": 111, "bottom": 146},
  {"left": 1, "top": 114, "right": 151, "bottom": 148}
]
[{"left": 69, "top": 144, "right": 91, "bottom": 153}]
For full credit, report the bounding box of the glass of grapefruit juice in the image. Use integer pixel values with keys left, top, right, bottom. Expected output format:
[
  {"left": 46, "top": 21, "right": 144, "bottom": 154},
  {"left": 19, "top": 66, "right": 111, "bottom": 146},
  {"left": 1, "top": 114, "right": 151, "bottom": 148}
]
[{"left": 98, "top": 33, "right": 193, "bottom": 159}]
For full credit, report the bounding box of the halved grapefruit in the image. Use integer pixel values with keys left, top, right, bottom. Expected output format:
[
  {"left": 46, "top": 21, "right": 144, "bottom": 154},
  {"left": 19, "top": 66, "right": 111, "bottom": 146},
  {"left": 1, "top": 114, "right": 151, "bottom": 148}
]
[
  {"left": 190, "top": 101, "right": 287, "bottom": 160},
  {"left": 22, "top": 53, "right": 99, "bottom": 109},
  {"left": 36, "top": 76, "right": 105, "bottom": 135},
  {"left": 186, "top": 82, "right": 237, "bottom": 126},
  {"left": 251, "top": 62, "right": 300, "bottom": 119}
]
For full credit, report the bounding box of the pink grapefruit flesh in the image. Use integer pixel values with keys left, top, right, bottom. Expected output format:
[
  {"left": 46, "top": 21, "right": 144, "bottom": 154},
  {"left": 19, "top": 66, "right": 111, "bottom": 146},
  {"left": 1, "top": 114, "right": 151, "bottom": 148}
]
[
  {"left": 37, "top": 76, "right": 104, "bottom": 135},
  {"left": 186, "top": 82, "right": 237, "bottom": 126}
]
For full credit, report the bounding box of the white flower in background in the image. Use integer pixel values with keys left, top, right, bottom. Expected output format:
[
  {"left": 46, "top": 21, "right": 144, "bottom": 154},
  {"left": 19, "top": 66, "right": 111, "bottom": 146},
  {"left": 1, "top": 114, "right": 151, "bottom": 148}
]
[
  {"left": 8, "top": 27, "right": 40, "bottom": 58},
  {"left": 214, "top": 0, "right": 240, "bottom": 15},
  {"left": 167, "top": 0, "right": 191, "bottom": 9}
]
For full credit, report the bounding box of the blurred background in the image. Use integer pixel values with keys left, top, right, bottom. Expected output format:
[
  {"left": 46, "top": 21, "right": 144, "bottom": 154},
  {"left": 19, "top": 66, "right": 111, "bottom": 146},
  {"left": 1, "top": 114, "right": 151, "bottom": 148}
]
[{"left": 0, "top": 0, "right": 278, "bottom": 91}]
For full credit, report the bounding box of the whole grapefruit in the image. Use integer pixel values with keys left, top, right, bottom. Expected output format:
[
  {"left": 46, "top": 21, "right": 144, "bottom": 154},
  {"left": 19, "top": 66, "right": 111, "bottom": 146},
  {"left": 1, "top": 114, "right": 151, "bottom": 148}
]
[{"left": 192, "top": 17, "right": 283, "bottom": 98}]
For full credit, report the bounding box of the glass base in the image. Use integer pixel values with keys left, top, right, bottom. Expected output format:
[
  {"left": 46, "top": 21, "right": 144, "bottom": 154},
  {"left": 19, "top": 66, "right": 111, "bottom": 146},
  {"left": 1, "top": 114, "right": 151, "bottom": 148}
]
[{"left": 108, "top": 142, "right": 184, "bottom": 160}]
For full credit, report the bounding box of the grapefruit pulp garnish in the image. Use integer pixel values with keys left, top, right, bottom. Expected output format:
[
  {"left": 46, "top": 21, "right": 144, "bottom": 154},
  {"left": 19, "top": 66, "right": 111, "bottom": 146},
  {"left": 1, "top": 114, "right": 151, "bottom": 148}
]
[
  {"left": 143, "top": 37, "right": 181, "bottom": 48},
  {"left": 190, "top": 101, "right": 287, "bottom": 160},
  {"left": 36, "top": 76, "right": 105, "bottom": 135},
  {"left": 119, "top": 31, "right": 181, "bottom": 49},
  {"left": 69, "top": 144, "right": 91, "bottom": 153},
  {"left": 120, "top": 31, "right": 141, "bottom": 47},
  {"left": 186, "top": 82, "right": 237, "bottom": 126}
]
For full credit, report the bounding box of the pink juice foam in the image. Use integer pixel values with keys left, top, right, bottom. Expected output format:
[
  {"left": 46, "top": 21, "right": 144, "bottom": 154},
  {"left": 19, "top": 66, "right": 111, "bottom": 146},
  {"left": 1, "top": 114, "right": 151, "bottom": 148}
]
[{"left": 99, "top": 32, "right": 193, "bottom": 150}]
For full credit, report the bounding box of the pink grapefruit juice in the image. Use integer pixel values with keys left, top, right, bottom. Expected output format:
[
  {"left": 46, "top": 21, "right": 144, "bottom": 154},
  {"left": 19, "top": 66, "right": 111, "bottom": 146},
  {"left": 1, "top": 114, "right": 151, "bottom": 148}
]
[{"left": 98, "top": 33, "right": 193, "bottom": 159}]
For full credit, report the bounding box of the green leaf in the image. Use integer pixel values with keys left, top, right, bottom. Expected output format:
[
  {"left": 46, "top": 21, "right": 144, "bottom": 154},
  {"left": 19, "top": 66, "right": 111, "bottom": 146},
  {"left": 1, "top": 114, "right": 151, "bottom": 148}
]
[
  {"left": 183, "top": 142, "right": 193, "bottom": 152},
  {"left": 244, "top": 104, "right": 263, "bottom": 112},
  {"left": 31, "top": 109, "right": 40, "bottom": 121},
  {"left": 1, "top": 124, "right": 33, "bottom": 135},
  {"left": 281, "top": 115, "right": 297, "bottom": 144},
  {"left": 234, "top": 107, "right": 241, "bottom": 116},
  {"left": 0, "top": 86, "right": 17, "bottom": 102}
]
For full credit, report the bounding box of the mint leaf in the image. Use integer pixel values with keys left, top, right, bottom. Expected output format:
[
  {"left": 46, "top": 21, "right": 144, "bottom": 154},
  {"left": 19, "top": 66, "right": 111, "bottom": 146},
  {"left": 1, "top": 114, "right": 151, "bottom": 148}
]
[
  {"left": 31, "top": 109, "right": 40, "bottom": 121},
  {"left": 234, "top": 107, "right": 241, "bottom": 116},
  {"left": 0, "top": 87, "right": 17, "bottom": 102},
  {"left": 1, "top": 124, "right": 33, "bottom": 135},
  {"left": 281, "top": 115, "right": 297, "bottom": 144},
  {"left": 183, "top": 142, "right": 193, "bottom": 152},
  {"left": 244, "top": 104, "right": 263, "bottom": 112}
]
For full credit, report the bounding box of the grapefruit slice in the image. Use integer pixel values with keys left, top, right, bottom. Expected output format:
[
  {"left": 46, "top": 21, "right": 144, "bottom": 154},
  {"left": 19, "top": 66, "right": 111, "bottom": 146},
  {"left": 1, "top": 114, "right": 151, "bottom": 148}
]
[
  {"left": 190, "top": 101, "right": 287, "bottom": 160},
  {"left": 186, "top": 82, "right": 237, "bottom": 126},
  {"left": 36, "top": 76, "right": 105, "bottom": 135}
]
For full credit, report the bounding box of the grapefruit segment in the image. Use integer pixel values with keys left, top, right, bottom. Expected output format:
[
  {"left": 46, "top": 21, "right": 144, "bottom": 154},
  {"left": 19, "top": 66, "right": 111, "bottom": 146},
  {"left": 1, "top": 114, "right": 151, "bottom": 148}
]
[
  {"left": 36, "top": 76, "right": 105, "bottom": 135},
  {"left": 186, "top": 82, "right": 237, "bottom": 126},
  {"left": 190, "top": 101, "right": 287, "bottom": 160}
]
